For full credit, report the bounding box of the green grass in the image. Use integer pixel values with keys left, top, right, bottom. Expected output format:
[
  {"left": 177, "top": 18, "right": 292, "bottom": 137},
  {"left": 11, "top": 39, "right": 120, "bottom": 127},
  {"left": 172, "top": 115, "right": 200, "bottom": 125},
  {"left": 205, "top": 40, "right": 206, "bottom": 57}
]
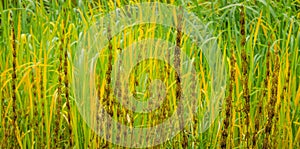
[{"left": 0, "top": 0, "right": 299, "bottom": 148}]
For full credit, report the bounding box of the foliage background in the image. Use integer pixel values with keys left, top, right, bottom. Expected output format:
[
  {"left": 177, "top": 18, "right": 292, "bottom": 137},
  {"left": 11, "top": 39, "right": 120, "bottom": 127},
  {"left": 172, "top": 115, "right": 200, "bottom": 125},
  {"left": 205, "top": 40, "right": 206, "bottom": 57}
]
[{"left": 0, "top": 0, "right": 299, "bottom": 148}]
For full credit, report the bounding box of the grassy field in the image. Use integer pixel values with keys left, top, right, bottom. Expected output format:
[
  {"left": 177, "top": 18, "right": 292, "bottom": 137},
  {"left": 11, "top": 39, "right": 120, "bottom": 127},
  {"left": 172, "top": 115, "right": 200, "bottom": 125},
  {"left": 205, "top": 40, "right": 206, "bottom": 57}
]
[{"left": 0, "top": 0, "right": 299, "bottom": 148}]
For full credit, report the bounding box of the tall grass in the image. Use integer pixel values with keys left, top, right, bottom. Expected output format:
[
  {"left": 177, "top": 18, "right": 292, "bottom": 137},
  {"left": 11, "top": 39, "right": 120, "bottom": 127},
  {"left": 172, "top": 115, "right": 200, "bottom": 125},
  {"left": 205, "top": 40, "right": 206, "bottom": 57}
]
[{"left": 0, "top": 0, "right": 299, "bottom": 148}]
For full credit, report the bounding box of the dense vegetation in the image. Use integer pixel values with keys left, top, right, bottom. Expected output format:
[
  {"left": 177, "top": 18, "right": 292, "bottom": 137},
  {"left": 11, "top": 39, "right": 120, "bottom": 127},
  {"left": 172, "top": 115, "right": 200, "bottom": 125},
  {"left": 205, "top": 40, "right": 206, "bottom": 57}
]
[{"left": 0, "top": 0, "right": 299, "bottom": 148}]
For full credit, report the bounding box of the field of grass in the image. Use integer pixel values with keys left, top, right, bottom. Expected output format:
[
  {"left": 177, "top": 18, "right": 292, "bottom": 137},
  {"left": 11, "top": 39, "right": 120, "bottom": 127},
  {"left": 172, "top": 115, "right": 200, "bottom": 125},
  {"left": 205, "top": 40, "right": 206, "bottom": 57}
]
[{"left": 0, "top": 0, "right": 300, "bottom": 148}]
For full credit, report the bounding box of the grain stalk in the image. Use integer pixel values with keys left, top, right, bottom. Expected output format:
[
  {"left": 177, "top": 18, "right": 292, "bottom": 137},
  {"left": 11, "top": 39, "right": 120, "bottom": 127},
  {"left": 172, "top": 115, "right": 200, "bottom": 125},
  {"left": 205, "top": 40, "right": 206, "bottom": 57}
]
[
  {"left": 10, "top": 10, "right": 18, "bottom": 146},
  {"left": 102, "top": 25, "right": 114, "bottom": 147},
  {"left": 240, "top": 5, "right": 250, "bottom": 148},
  {"left": 64, "top": 24, "right": 73, "bottom": 147},
  {"left": 174, "top": 6, "right": 187, "bottom": 148},
  {"left": 221, "top": 46, "right": 235, "bottom": 149},
  {"left": 263, "top": 44, "right": 280, "bottom": 149},
  {"left": 104, "top": 26, "right": 113, "bottom": 113},
  {"left": 54, "top": 20, "right": 65, "bottom": 148}
]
